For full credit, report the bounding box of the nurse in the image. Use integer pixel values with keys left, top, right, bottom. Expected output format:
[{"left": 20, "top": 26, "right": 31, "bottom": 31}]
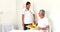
[
  {"left": 22, "top": 1, "right": 35, "bottom": 30},
  {"left": 37, "top": 9, "right": 50, "bottom": 32}
]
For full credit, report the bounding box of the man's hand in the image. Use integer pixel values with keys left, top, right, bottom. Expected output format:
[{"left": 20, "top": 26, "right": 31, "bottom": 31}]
[
  {"left": 37, "top": 25, "right": 49, "bottom": 30},
  {"left": 37, "top": 28, "right": 46, "bottom": 30}
]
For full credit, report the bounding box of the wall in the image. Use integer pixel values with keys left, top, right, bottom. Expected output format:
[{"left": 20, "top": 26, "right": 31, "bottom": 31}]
[
  {"left": 0, "top": 0, "right": 18, "bottom": 32},
  {"left": 49, "top": 0, "right": 60, "bottom": 32}
]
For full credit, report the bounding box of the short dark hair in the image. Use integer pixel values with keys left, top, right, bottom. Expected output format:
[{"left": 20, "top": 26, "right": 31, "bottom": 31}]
[
  {"left": 26, "top": 1, "right": 31, "bottom": 6},
  {"left": 40, "top": 9, "right": 45, "bottom": 16}
]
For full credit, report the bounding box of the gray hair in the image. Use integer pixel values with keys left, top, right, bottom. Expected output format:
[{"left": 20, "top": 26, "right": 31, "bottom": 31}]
[{"left": 39, "top": 9, "right": 45, "bottom": 16}]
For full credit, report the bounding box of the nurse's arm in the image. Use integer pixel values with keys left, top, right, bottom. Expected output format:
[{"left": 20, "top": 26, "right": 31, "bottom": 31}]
[
  {"left": 33, "top": 14, "right": 36, "bottom": 24},
  {"left": 22, "top": 14, "right": 24, "bottom": 26}
]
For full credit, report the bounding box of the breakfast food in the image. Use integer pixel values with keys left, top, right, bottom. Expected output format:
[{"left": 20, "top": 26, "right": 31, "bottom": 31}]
[{"left": 26, "top": 22, "right": 39, "bottom": 29}]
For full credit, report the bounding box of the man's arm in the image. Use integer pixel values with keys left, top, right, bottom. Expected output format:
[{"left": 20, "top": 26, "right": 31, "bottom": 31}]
[
  {"left": 22, "top": 14, "right": 24, "bottom": 26},
  {"left": 38, "top": 25, "right": 49, "bottom": 30}
]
